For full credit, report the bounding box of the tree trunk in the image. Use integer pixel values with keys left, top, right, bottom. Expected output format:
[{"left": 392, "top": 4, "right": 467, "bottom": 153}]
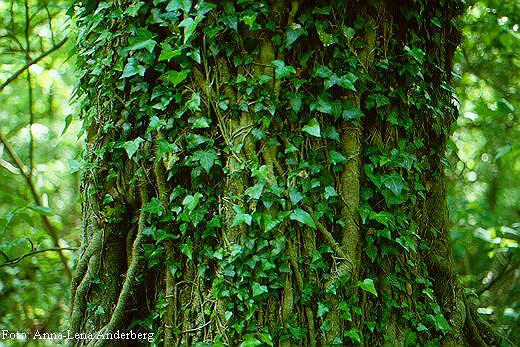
[{"left": 70, "top": 0, "right": 501, "bottom": 346}]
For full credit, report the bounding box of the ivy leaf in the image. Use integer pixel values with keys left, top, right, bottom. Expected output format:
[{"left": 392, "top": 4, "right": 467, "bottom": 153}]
[
  {"left": 324, "top": 73, "right": 357, "bottom": 91},
  {"left": 365, "top": 93, "right": 390, "bottom": 109},
  {"left": 315, "top": 22, "right": 334, "bottom": 46},
  {"left": 315, "top": 65, "right": 333, "bottom": 78},
  {"left": 431, "top": 313, "right": 450, "bottom": 332},
  {"left": 123, "top": 137, "right": 144, "bottom": 159},
  {"left": 158, "top": 43, "right": 182, "bottom": 61},
  {"left": 324, "top": 186, "right": 338, "bottom": 199},
  {"left": 342, "top": 107, "right": 365, "bottom": 120},
  {"left": 193, "top": 149, "right": 218, "bottom": 173},
  {"left": 382, "top": 173, "right": 404, "bottom": 196},
  {"left": 62, "top": 114, "right": 73, "bottom": 135},
  {"left": 272, "top": 60, "right": 296, "bottom": 79},
  {"left": 239, "top": 335, "right": 263, "bottom": 347},
  {"left": 312, "top": 95, "right": 334, "bottom": 115},
  {"left": 286, "top": 25, "right": 305, "bottom": 47},
  {"left": 323, "top": 125, "right": 340, "bottom": 141},
  {"left": 329, "top": 150, "right": 347, "bottom": 165},
  {"left": 372, "top": 211, "right": 394, "bottom": 227},
  {"left": 342, "top": 26, "right": 356, "bottom": 41},
  {"left": 179, "top": 17, "right": 199, "bottom": 43},
  {"left": 245, "top": 183, "right": 265, "bottom": 200},
  {"left": 180, "top": 239, "right": 193, "bottom": 260},
  {"left": 182, "top": 193, "right": 202, "bottom": 211},
  {"left": 289, "top": 95, "right": 302, "bottom": 113},
  {"left": 302, "top": 118, "right": 321, "bottom": 137},
  {"left": 126, "top": 37, "right": 156, "bottom": 53},
  {"left": 197, "top": 2, "right": 217, "bottom": 16},
  {"left": 189, "top": 117, "right": 210, "bottom": 129},
  {"left": 147, "top": 116, "right": 166, "bottom": 133},
  {"left": 167, "top": 69, "right": 190, "bottom": 86},
  {"left": 186, "top": 92, "right": 201, "bottom": 112},
  {"left": 121, "top": 58, "right": 146, "bottom": 79},
  {"left": 166, "top": 0, "right": 191, "bottom": 12},
  {"left": 68, "top": 159, "right": 82, "bottom": 173},
  {"left": 337, "top": 73, "right": 357, "bottom": 91},
  {"left": 290, "top": 208, "right": 316, "bottom": 229},
  {"left": 123, "top": 1, "right": 144, "bottom": 17},
  {"left": 242, "top": 13, "right": 258, "bottom": 27},
  {"left": 358, "top": 278, "right": 378, "bottom": 297},
  {"left": 404, "top": 45, "right": 426, "bottom": 64},
  {"left": 289, "top": 187, "right": 303, "bottom": 205},
  {"left": 252, "top": 282, "right": 268, "bottom": 297},
  {"left": 344, "top": 328, "right": 362, "bottom": 343},
  {"left": 232, "top": 206, "right": 252, "bottom": 227},
  {"left": 430, "top": 17, "right": 442, "bottom": 28},
  {"left": 152, "top": 229, "right": 172, "bottom": 244},
  {"left": 143, "top": 198, "right": 163, "bottom": 216},
  {"left": 166, "top": 0, "right": 183, "bottom": 11},
  {"left": 365, "top": 244, "right": 377, "bottom": 262},
  {"left": 258, "top": 333, "right": 274, "bottom": 347},
  {"left": 317, "top": 302, "right": 329, "bottom": 317}
]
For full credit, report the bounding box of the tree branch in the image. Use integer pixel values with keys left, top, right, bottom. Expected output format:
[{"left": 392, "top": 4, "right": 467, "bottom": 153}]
[
  {"left": 25, "top": 0, "right": 35, "bottom": 174},
  {"left": 0, "top": 247, "right": 77, "bottom": 267},
  {"left": 0, "top": 132, "right": 72, "bottom": 280},
  {"left": 0, "top": 37, "right": 67, "bottom": 93}
]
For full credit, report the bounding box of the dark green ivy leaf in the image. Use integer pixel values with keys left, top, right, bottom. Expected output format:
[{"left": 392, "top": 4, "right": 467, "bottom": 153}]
[
  {"left": 365, "top": 94, "right": 390, "bottom": 109},
  {"left": 317, "top": 302, "right": 330, "bottom": 317},
  {"left": 179, "top": 17, "right": 200, "bottom": 43},
  {"left": 121, "top": 58, "right": 146, "bottom": 79},
  {"left": 245, "top": 183, "right": 265, "bottom": 200},
  {"left": 342, "top": 107, "right": 365, "bottom": 120},
  {"left": 289, "top": 187, "right": 303, "bottom": 204},
  {"left": 329, "top": 150, "right": 347, "bottom": 165},
  {"left": 123, "top": 1, "right": 144, "bottom": 17},
  {"left": 302, "top": 118, "right": 321, "bottom": 137},
  {"left": 126, "top": 28, "right": 157, "bottom": 52},
  {"left": 273, "top": 60, "right": 296, "bottom": 79},
  {"left": 382, "top": 173, "right": 404, "bottom": 196},
  {"left": 167, "top": 69, "right": 190, "bottom": 86},
  {"left": 286, "top": 25, "right": 306, "bottom": 47},
  {"left": 193, "top": 149, "right": 218, "bottom": 173},
  {"left": 290, "top": 208, "right": 316, "bottom": 229},
  {"left": 232, "top": 206, "right": 252, "bottom": 227},
  {"left": 324, "top": 186, "right": 338, "bottom": 199},
  {"left": 252, "top": 282, "right": 268, "bottom": 297},
  {"left": 180, "top": 239, "right": 193, "bottom": 260},
  {"left": 358, "top": 278, "right": 378, "bottom": 297},
  {"left": 123, "top": 137, "right": 144, "bottom": 159},
  {"left": 158, "top": 43, "right": 182, "bottom": 61},
  {"left": 167, "top": 0, "right": 191, "bottom": 12},
  {"left": 143, "top": 197, "right": 163, "bottom": 216}
]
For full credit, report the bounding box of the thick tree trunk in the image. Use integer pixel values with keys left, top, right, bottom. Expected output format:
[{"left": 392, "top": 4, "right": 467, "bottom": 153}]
[{"left": 70, "top": 1, "right": 501, "bottom": 346}]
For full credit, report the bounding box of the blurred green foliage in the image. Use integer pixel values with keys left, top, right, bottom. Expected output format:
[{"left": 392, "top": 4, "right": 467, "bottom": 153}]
[
  {"left": 0, "top": 0, "right": 80, "bottom": 336},
  {"left": 448, "top": 0, "right": 519, "bottom": 341},
  {"left": 0, "top": 0, "right": 517, "bottom": 343}
]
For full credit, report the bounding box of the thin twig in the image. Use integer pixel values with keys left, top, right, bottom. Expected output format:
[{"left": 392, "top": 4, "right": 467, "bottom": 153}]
[
  {"left": 303, "top": 205, "right": 347, "bottom": 259},
  {"left": 24, "top": 0, "right": 34, "bottom": 174},
  {"left": 0, "top": 37, "right": 67, "bottom": 93},
  {"left": 0, "top": 247, "right": 77, "bottom": 267},
  {"left": 0, "top": 132, "right": 72, "bottom": 279}
]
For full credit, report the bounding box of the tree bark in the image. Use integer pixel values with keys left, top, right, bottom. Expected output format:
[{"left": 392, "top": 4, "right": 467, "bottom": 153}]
[{"left": 70, "top": 0, "right": 502, "bottom": 346}]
